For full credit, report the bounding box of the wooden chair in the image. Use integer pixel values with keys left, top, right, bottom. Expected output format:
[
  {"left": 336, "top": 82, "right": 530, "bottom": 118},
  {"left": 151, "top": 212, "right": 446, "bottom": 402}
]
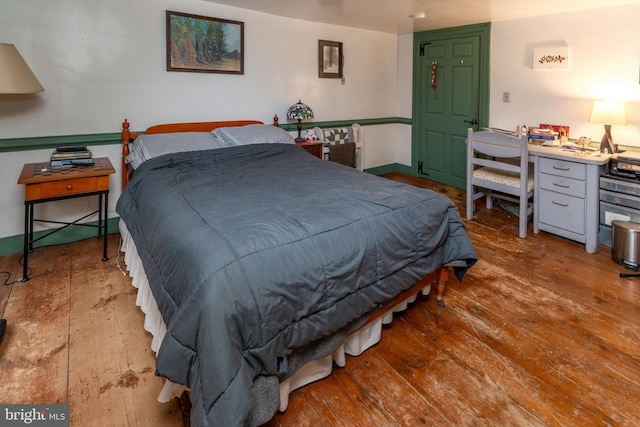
[{"left": 466, "top": 128, "right": 533, "bottom": 238}]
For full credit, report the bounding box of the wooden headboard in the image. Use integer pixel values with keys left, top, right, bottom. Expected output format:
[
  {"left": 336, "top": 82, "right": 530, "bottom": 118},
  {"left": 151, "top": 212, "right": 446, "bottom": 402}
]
[{"left": 121, "top": 116, "right": 279, "bottom": 189}]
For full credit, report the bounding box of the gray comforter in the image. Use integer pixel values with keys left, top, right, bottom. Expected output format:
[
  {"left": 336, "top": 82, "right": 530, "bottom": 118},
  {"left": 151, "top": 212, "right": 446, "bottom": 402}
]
[{"left": 116, "top": 143, "right": 476, "bottom": 426}]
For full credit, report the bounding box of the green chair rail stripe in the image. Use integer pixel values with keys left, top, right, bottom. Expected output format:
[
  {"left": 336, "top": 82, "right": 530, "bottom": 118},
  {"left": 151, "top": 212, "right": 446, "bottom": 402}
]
[{"left": 0, "top": 117, "right": 412, "bottom": 152}]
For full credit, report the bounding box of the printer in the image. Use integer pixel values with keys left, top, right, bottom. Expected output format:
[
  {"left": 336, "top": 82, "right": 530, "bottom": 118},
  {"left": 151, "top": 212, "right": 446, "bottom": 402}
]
[{"left": 609, "top": 151, "right": 640, "bottom": 180}]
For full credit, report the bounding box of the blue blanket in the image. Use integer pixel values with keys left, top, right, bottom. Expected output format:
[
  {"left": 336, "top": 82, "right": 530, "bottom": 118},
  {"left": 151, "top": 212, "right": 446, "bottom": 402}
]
[{"left": 116, "top": 143, "right": 476, "bottom": 426}]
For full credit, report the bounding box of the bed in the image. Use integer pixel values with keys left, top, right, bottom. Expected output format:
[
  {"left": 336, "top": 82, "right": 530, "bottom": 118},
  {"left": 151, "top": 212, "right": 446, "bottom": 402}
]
[{"left": 116, "top": 118, "right": 477, "bottom": 426}]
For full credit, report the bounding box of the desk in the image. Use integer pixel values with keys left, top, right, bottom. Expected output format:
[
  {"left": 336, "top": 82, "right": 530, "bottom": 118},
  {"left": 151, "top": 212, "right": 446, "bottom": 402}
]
[
  {"left": 17, "top": 157, "right": 115, "bottom": 281},
  {"left": 528, "top": 145, "right": 610, "bottom": 253}
]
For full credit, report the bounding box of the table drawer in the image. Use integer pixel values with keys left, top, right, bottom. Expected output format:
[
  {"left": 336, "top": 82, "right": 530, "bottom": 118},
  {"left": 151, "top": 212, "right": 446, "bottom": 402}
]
[
  {"left": 539, "top": 173, "right": 586, "bottom": 198},
  {"left": 25, "top": 176, "right": 108, "bottom": 200},
  {"left": 539, "top": 157, "right": 586, "bottom": 180},
  {"left": 538, "top": 188, "right": 585, "bottom": 235}
]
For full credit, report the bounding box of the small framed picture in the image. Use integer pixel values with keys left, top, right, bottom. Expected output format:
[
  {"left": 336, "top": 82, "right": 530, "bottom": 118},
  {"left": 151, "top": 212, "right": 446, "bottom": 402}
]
[
  {"left": 166, "top": 10, "right": 244, "bottom": 74},
  {"left": 318, "top": 40, "right": 343, "bottom": 78}
]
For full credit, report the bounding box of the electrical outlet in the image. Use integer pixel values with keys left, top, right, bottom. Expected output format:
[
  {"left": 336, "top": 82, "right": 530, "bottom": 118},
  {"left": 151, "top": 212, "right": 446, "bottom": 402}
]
[{"left": 502, "top": 92, "right": 510, "bottom": 103}]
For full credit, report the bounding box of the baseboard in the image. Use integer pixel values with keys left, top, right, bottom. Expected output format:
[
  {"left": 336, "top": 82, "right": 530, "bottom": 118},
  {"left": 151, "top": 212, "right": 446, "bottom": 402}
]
[
  {"left": 365, "top": 163, "right": 412, "bottom": 176},
  {"left": 0, "top": 217, "right": 120, "bottom": 257}
]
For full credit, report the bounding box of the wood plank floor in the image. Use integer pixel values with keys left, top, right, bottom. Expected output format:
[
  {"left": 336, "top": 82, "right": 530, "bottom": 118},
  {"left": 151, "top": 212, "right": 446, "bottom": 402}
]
[{"left": 1, "top": 172, "right": 638, "bottom": 426}]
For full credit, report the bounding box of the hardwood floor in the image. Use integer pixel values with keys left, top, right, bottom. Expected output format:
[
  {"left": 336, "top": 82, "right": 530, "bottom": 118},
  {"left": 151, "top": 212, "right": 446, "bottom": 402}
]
[{"left": 0, "top": 172, "right": 638, "bottom": 426}]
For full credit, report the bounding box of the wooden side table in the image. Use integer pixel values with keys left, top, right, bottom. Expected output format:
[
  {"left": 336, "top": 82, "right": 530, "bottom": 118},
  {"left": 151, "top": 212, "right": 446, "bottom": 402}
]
[
  {"left": 296, "top": 141, "right": 324, "bottom": 159},
  {"left": 17, "top": 157, "right": 115, "bottom": 281}
]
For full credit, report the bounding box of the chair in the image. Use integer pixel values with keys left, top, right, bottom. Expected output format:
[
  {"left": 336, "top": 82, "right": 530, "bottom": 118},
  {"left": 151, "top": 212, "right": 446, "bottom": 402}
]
[
  {"left": 313, "top": 124, "right": 363, "bottom": 170},
  {"left": 466, "top": 128, "right": 534, "bottom": 238}
]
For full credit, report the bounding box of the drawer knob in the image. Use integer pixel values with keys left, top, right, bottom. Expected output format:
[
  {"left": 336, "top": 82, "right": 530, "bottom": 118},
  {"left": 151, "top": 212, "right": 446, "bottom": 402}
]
[{"left": 67, "top": 184, "right": 73, "bottom": 190}]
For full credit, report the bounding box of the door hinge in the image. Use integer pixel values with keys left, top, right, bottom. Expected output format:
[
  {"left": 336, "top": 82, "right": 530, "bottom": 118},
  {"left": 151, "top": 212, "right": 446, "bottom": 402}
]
[
  {"left": 419, "top": 42, "right": 431, "bottom": 57},
  {"left": 418, "top": 161, "right": 429, "bottom": 176}
]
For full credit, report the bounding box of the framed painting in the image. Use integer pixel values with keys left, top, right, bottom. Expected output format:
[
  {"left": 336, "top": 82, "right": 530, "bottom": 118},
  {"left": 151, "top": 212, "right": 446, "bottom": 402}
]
[
  {"left": 318, "top": 40, "right": 343, "bottom": 78},
  {"left": 166, "top": 10, "right": 244, "bottom": 74}
]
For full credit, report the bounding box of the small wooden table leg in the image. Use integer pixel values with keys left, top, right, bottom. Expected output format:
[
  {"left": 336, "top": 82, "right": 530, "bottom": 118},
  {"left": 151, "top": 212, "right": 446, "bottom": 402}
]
[{"left": 435, "top": 267, "right": 449, "bottom": 308}]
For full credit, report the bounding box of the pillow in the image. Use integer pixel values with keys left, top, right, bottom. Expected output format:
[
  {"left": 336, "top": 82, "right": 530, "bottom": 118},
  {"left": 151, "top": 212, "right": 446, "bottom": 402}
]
[
  {"left": 125, "top": 132, "right": 222, "bottom": 169},
  {"left": 212, "top": 124, "right": 295, "bottom": 147}
]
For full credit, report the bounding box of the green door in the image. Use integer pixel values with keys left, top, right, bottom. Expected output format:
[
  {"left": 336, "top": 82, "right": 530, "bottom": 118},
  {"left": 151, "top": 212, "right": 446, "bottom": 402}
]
[{"left": 412, "top": 24, "right": 490, "bottom": 189}]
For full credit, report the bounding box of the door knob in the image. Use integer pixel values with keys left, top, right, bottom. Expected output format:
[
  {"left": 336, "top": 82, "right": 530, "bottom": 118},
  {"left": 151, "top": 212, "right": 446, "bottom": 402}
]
[{"left": 464, "top": 119, "right": 479, "bottom": 125}]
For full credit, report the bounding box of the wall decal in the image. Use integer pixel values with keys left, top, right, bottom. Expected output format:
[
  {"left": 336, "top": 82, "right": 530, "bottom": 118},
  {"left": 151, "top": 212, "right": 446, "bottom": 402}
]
[{"left": 533, "top": 46, "right": 569, "bottom": 70}]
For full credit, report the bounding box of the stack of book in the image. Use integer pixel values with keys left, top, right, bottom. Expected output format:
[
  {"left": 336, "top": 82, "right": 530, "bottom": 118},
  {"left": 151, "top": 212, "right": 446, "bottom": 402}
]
[
  {"left": 528, "top": 128, "right": 559, "bottom": 146},
  {"left": 50, "top": 146, "right": 94, "bottom": 167}
]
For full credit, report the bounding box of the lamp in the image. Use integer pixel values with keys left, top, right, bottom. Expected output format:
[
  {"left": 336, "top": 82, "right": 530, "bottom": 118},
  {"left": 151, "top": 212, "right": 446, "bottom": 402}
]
[
  {"left": 286, "top": 100, "right": 314, "bottom": 142},
  {"left": 0, "top": 43, "right": 44, "bottom": 94},
  {"left": 0, "top": 42, "right": 44, "bottom": 345},
  {"left": 589, "top": 101, "right": 627, "bottom": 154}
]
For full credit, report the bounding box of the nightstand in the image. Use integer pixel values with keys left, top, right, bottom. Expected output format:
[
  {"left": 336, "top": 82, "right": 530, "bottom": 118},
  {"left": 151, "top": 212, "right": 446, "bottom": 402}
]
[
  {"left": 17, "top": 157, "right": 115, "bottom": 281},
  {"left": 296, "top": 141, "right": 324, "bottom": 159}
]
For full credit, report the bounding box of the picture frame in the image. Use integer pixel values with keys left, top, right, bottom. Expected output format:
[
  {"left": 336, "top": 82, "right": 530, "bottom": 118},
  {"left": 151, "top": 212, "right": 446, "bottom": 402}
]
[
  {"left": 318, "top": 40, "right": 343, "bottom": 78},
  {"left": 166, "top": 10, "right": 244, "bottom": 74}
]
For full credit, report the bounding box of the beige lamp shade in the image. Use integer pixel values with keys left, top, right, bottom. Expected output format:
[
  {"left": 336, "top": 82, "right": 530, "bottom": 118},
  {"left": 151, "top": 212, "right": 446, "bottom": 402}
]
[
  {"left": 0, "top": 43, "right": 44, "bottom": 94},
  {"left": 589, "top": 101, "right": 627, "bottom": 126}
]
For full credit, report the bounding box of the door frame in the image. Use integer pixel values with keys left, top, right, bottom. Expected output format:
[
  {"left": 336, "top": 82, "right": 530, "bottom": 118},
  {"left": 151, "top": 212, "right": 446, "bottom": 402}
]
[{"left": 411, "top": 23, "right": 491, "bottom": 179}]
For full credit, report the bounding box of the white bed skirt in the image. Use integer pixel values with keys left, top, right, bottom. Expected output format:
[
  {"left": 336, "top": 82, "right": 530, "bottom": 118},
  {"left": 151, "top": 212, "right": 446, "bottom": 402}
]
[{"left": 118, "top": 219, "right": 431, "bottom": 411}]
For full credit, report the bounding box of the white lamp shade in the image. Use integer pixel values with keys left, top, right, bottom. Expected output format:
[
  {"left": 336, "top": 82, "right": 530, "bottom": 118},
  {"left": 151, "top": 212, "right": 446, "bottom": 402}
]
[
  {"left": 589, "top": 101, "right": 627, "bottom": 126},
  {"left": 0, "top": 43, "right": 44, "bottom": 94}
]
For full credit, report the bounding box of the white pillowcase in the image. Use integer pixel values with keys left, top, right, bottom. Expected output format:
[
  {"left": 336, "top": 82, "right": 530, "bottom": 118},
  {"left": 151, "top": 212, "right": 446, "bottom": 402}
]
[
  {"left": 212, "top": 124, "right": 295, "bottom": 147},
  {"left": 126, "top": 132, "right": 222, "bottom": 169}
]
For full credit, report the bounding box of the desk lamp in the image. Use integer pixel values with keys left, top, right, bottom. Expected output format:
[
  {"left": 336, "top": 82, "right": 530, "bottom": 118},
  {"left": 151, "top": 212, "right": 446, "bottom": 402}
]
[
  {"left": 0, "top": 42, "right": 45, "bottom": 345},
  {"left": 286, "top": 100, "right": 314, "bottom": 142},
  {"left": 589, "top": 101, "right": 627, "bottom": 154}
]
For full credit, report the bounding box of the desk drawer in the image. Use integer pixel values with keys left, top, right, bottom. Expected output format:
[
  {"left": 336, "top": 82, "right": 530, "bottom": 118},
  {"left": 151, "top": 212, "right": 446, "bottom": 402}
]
[
  {"left": 538, "top": 188, "right": 585, "bottom": 235},
  {"left": 539, "top": 173, "right": 586, "bottom": 198},
  {"left": 539, "top": 157, "right": 586, "bottom": 180}
]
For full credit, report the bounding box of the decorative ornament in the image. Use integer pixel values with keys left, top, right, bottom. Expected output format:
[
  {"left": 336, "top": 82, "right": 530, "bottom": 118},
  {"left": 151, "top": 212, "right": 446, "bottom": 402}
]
[{"left": 430, "top": 60, "right": 437, "bottom": 98}]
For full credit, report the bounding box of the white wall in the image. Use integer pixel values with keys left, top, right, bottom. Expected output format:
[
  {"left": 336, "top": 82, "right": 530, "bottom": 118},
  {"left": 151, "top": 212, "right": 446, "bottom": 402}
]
[
  {"left": 396, "top": 33, "right": 414, "bottom": 167},
  {"left": 0, "top": 0, "right": 400, "bottom": 241},
  {"left": 489, "top": 4, "right": 640, "bottom": 144}
]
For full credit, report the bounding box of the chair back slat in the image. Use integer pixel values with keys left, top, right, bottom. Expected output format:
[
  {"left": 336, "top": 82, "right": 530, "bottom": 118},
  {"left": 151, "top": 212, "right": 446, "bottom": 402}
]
[
  {"left": 473, "top": 157, "right": 520, "bottom": 174},
  {"left": 470, "top": 131, "right": 526, "bottom": 158}
]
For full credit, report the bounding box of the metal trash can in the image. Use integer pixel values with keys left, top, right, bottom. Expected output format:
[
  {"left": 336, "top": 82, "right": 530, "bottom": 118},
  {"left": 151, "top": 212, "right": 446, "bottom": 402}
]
[{"left": 612, "top": 220, "right": 640, "bottom": 271}]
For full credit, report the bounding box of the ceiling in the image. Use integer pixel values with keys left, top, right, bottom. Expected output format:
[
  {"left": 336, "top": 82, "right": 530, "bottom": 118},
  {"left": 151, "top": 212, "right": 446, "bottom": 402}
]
[{"left": 205, "top": 0, "right": 640, "bottom": 34}]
